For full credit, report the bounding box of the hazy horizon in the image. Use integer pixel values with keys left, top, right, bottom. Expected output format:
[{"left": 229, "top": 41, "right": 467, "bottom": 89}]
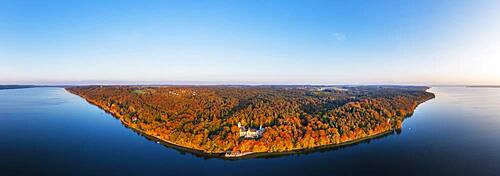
[
  {"left": 2, "top": 0, "right": 500, "bottom": 85},
  {"left": 0, "top": 80, "right": 494, "bottom": 87}
]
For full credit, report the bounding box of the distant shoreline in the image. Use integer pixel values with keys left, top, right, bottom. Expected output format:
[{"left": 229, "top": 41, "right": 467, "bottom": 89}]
[
  {"left": 0, "top": 85, "right": 39, "bottom": 90},
  {"left": 466, "top": 85, "right": 500, "bottom": 88},
  {"left": 0, "top": 85, "right": 65, "bottom": 90}
]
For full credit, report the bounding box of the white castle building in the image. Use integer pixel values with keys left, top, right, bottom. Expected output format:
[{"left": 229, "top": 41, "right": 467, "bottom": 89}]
[{"left": 238, "top": 122, "right": 264, "bottom": 139}]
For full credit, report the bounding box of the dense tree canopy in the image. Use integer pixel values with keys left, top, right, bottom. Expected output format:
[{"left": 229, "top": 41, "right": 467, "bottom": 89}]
[{"left": 67, "top": 86, "right": 434, "bottom": 154}]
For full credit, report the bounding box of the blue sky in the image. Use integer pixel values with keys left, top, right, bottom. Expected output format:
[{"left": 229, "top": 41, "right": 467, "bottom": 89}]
[{"left": 1, "top": 0, "right": 500, "bottom": 85}]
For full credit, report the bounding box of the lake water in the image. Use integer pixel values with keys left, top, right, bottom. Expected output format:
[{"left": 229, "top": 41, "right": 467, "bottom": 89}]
[{"left": 1, "top": 87, "right": 499, "bottom": 176}]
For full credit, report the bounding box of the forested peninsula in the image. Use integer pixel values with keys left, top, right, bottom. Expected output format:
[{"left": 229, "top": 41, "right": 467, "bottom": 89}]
[{"left": 67, "top": 85, "right": 434, "bottom": 158}]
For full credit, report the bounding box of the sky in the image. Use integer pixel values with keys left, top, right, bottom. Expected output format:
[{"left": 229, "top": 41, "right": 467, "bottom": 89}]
[{"left": 1, "top": 0, "right": 500, "bottom": 85}]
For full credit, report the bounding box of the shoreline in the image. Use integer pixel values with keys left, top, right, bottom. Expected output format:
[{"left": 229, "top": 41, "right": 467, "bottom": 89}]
[
  {"left": 234, "top": 130, "right": 395, "bottom": 159},
  {"left": 66, "top": 88, "right": 431, "bottom": 159}
]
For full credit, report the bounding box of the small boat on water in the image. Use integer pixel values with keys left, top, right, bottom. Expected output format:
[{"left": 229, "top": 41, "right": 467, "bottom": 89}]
[{"left": 224, "top": 151, "right": 253, "bottom": 158}]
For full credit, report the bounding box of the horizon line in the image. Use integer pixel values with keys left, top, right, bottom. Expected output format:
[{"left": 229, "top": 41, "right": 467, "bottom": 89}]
[{"left": 1, "top": 83, "right": 498, "bottom": 87}]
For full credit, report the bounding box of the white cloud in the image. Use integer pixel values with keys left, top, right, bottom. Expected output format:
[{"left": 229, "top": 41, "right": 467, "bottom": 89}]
[{"left": 332, "top": 32, "right": 346, "bottom": 41}]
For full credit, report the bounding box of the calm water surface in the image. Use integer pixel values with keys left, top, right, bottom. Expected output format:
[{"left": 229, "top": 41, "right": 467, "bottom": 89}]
[{"left": 1, "top": 87, "right": 499, "bottom": 176}]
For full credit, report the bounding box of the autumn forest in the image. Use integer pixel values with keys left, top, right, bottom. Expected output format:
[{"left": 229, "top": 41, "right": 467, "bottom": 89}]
[{"left": 66, "top": 85, "right": 434, "bottom": 157}]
